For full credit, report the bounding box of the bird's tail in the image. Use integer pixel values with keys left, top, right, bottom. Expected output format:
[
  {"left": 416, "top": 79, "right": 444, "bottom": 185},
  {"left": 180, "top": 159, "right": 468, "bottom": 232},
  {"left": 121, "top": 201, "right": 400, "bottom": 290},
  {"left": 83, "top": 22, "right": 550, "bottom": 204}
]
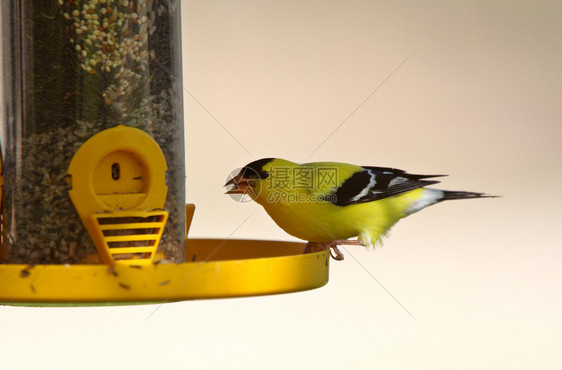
[{"left": 440, "top": 190, "right": 499, "bottom": 201}]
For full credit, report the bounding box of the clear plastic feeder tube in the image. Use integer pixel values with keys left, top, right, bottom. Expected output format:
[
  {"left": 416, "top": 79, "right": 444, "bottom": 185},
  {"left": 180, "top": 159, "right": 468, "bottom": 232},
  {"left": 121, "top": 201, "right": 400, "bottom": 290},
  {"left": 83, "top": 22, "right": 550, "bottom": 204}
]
[{"left": 0, "top": 0, "right": 185, "bottom": 264}]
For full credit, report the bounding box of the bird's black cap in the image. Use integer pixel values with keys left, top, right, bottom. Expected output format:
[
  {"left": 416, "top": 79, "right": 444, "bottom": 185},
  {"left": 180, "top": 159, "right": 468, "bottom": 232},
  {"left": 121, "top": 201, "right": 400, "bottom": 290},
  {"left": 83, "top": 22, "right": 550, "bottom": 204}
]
[{"left": 239, "top": 158, "right": 274, "bottom": 179}]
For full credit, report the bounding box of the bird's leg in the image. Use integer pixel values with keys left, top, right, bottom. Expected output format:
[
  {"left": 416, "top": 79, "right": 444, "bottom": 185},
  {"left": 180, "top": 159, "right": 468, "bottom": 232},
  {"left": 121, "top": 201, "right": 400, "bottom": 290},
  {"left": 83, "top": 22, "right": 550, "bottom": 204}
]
[
  {"left": 327, "top": 242, "right": 345, "bottom": 261},
  {"left": 304, "top": 240, "right": 365, "bottom": 261}
]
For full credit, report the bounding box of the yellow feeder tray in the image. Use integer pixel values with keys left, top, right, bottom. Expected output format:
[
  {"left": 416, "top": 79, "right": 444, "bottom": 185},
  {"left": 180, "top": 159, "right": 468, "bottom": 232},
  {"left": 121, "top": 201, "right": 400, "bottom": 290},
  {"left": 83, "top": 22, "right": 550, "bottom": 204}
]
[
  {"left": 67, "top": 125, "right": 169, "bottom": 265},
  {"left": 0, "top": 240, "right": 329, "bottom": 305},
  {"left": 0, "top": 205, "right": 330, "bottom": 306}
]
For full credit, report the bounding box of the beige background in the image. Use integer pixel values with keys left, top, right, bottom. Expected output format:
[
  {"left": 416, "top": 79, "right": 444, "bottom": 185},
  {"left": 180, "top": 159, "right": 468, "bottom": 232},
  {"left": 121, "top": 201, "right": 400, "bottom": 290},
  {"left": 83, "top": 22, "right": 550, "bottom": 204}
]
[{"left": 3, "top": 1, "right": 561, "bottom": 369}]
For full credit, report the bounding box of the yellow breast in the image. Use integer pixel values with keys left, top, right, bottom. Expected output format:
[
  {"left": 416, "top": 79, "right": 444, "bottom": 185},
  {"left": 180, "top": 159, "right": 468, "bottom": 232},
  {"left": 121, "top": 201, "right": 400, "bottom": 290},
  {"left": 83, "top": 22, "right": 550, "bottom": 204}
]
[{"left": 256, "top": 189, "right": 426, "bottom": 243}]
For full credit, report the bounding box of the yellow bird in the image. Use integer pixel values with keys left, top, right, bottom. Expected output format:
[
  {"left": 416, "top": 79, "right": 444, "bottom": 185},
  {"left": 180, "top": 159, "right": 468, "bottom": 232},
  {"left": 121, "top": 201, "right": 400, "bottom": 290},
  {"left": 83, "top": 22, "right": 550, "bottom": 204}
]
[{"left": 225, "top": 158, "right": 495, "bottom": 260}]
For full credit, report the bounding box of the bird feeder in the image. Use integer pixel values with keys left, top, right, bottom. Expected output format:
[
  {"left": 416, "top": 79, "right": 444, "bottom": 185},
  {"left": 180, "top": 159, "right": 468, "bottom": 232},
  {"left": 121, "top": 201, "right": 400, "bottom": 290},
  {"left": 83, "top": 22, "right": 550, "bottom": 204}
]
[{"left": 0, "top": 0, "right": 328, "bottom": 305}]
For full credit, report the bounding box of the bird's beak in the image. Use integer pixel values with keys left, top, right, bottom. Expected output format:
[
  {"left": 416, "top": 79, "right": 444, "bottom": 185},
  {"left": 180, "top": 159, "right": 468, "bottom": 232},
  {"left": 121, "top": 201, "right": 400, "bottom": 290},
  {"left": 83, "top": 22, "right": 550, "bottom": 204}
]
[{"left": 225, "top": 173, "right": 254, "bottom": 195}]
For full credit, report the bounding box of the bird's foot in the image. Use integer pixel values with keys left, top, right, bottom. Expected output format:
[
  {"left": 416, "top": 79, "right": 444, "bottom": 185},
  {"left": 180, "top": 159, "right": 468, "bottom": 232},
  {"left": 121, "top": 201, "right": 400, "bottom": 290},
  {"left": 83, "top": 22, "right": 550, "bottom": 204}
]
[{"left": 304, "top": 240, "right": 365, "bottom": 261}]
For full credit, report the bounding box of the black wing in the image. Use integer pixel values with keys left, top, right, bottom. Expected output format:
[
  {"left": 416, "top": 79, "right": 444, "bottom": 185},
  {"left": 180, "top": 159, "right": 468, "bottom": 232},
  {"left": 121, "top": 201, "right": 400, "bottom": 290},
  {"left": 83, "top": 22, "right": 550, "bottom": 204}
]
[{"left": 329, "top": 166, "right": 446, "bottom": 206}]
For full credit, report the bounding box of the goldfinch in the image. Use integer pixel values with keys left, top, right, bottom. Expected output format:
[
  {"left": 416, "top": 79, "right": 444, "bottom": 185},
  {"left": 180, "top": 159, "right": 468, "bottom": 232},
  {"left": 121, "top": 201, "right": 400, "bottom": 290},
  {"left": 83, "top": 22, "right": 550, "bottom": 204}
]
[{"left": 225, "top": 158, "right": 495, "bottom": 260}]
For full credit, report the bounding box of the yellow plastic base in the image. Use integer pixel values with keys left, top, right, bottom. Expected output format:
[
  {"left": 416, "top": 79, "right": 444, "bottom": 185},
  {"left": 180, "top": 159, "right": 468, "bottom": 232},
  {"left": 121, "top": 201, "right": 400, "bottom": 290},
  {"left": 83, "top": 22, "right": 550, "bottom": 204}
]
[{"left": 0, "top": 239, "right": 329, "bottom": 306}]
